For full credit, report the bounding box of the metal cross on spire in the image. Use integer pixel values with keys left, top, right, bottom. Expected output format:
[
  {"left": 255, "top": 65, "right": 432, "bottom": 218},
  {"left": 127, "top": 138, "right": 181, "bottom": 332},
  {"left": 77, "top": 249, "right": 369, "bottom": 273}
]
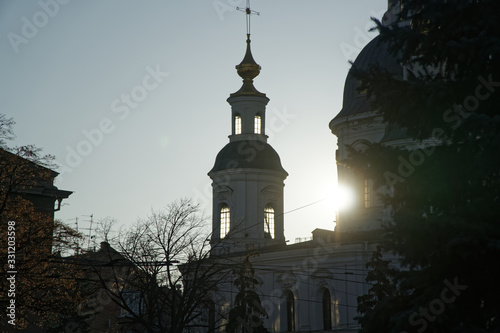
[{"left": 236, "top": 0, "right": 260, "bottom": 37}]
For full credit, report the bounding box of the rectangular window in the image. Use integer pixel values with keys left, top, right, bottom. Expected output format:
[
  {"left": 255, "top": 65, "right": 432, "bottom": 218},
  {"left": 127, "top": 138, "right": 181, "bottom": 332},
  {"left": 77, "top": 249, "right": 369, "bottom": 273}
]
[
  {"left": 286, "top": 291, "right": 295, "bottom": 332},
  {"left": 364, "top": 179, "right": 371, "bottom": 208},
  {"left": 254, "top": 115, "right": 261, "bottom": 134},
  {"left": 235, "top": 116, "right": 242, "bottom": 135},
  {"left": 220, "top": 206, "right": 230, "bottom": 238},
  {"left": 264, "top": 206, "right": 274, "bottom": 239}
]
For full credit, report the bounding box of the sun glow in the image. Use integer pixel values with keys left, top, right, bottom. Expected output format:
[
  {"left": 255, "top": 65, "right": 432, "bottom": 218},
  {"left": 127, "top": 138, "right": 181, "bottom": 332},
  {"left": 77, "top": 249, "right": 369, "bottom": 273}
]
[
  {"left": 318, "top": 184, "right": 355, "bottom": 225},
  {"left": 334, "top": 185, "right": 356, "bottom": 210},
  {"left": 322, "top": 184, "right": 355, "bottom": 214}
]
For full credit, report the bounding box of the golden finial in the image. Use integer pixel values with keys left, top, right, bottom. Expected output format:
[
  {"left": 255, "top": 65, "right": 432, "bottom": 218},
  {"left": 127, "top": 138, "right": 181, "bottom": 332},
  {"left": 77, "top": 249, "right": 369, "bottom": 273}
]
[{"left": 232, "top": 1, "right": 265, "bottom": 97}]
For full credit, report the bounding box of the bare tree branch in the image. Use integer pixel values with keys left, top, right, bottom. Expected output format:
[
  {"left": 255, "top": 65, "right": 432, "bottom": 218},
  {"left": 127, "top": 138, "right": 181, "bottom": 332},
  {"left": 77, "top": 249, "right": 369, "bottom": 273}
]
[{"left": 84, "top": 198, "right": 230, "bottom": 333}]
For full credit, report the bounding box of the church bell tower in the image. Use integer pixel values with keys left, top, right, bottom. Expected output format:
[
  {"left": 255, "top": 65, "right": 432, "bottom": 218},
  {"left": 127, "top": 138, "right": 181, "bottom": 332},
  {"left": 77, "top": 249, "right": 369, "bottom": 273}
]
[{"left": 209, "top": 4, "right": 288, "bottom": 254}]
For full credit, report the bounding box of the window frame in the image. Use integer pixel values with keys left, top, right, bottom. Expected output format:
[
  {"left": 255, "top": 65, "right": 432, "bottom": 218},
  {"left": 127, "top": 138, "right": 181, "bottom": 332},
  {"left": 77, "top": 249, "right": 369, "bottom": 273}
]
[
  {"left": 254, "top": 114, "right": 262, "bottom": 134},
  {"left": 220, "top": 204, "right": 230, "bottom": 239},
  {"left": 364, "top": 179, "right": 371, "bottom": 208},
  {"left": 264, "top": 205, "right": 275, "bottom": 239},
  {"left": 285, "top": 290, "right": 295, "bottom": 332},
  {"left": 235, "top": 115, "right": 242, "bottom": 135},
  {"left": 322, "top": 289, "right": 332, "bottom": 330}
]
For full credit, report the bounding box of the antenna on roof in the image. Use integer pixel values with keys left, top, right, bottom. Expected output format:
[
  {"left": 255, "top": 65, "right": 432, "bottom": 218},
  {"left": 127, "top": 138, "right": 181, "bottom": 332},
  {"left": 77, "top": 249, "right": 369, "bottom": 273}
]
[{"left": 82, "top": 214, "right": 94, "bottom": 250}]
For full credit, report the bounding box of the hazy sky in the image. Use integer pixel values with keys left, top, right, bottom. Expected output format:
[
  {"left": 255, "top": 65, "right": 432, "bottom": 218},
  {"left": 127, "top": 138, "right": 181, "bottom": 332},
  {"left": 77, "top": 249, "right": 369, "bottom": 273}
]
[{"left": 1, "top": 0, "right": 386, "bottom": 245}]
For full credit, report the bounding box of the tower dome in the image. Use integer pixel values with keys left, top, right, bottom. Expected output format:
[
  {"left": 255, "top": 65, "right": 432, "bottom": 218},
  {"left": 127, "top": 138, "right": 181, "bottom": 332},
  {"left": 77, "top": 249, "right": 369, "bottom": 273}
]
[
  {"left": 330, "top": 35, "right": 403, "bottom": 129},
  {"left": 210, "top": 141, "right": 287, "bottom": 176}
]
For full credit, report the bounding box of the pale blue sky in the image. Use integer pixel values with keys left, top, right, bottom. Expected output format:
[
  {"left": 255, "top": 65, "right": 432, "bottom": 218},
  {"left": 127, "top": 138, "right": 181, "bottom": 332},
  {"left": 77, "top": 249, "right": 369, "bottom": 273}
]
[{"left": 1, "top": 1, "right": 386, "bottom": 244}]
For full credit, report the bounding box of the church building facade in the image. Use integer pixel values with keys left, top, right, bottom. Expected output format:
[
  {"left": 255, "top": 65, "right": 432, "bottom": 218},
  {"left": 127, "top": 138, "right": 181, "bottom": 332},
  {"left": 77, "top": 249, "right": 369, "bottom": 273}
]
[{"left": 204, "top": 2, "right": 403, "bottom": 332}]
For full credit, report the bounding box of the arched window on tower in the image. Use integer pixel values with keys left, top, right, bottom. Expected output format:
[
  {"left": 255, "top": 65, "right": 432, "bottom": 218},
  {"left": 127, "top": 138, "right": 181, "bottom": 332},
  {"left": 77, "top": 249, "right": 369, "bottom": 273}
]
[
  {"left": 264, "top": 205, "right": 275, "bottom": 239},
  {"left": 254, "top": 114, "right": 261, "bottom": 134},
  {"left": 235, "top": 115, "right": 242, "bottom": 135},
  {"left": 322, "top": 289, "right": 332, "bottom": 330},
  {"left": 220, "top": 205, "right": 230, "bottom": 238},
  {"left": 284, "top": 290, "right": 295, "bottom": 332}
]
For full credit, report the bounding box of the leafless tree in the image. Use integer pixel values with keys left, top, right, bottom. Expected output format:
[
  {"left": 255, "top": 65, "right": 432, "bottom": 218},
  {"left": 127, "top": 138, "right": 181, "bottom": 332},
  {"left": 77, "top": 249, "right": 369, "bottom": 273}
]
[
  {"left": 86, "top": 198, "right": 230, "bottom": 333},
  {"left": 0, "top": 115, "right": 85, "bottom": 331},
  {"left": 95, "top": 216, "right": 118, "bottom": 243}
]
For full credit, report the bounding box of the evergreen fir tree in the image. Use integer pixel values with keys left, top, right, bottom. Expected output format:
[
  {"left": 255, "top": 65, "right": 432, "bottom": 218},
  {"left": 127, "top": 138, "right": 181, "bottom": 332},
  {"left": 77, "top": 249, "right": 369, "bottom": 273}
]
[
  {"left": 353, "top": 1, "right": 500, "bottom": 331},
  {"left": 227, "top": 254, "right": 268, "bottom": 333}
]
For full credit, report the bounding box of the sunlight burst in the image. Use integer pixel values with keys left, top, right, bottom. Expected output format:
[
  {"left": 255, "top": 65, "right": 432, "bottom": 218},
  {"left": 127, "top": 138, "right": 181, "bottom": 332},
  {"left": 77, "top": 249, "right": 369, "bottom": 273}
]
[{"left": 331, "top": 184, "right": 355, "bottom": 211}]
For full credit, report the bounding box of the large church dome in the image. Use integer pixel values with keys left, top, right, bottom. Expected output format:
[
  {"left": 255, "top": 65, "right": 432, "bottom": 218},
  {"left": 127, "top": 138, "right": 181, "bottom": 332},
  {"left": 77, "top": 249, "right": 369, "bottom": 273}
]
[
  {"left": 331, "top": 35, "right": 403, "bottom": 125},
  {"left": 329, "top": 31, "right": 405, "bottom": 234}
]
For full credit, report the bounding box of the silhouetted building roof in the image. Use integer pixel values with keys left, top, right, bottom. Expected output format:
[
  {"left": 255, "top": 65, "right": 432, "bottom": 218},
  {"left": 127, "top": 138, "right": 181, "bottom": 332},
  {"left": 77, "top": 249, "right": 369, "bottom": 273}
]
[
  {"left": 209, "top": 141, "right": 288, "bottom": 175},
  {"left": 0, "top": 148, "right": 72, "bottom": 212},
  {"left": 332, "top": 35, "right": 403, "bottom": 122}
]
